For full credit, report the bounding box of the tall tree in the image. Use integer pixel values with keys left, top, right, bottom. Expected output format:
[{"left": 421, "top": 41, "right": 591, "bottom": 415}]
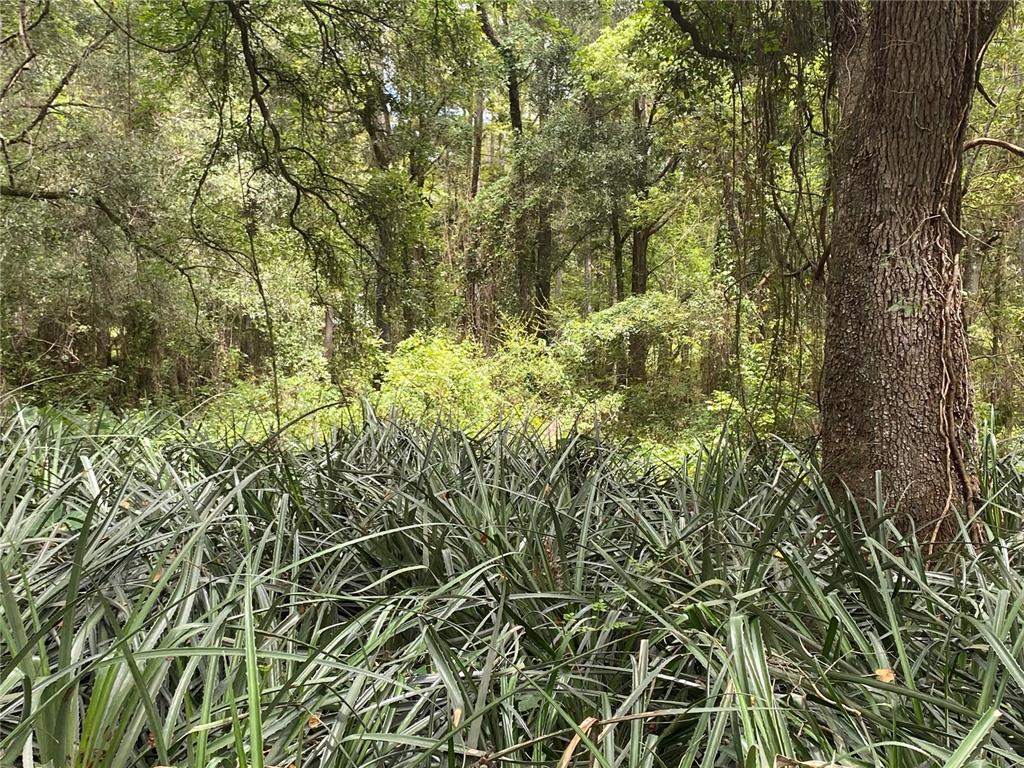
[{"left": 821, "top": 0, "right": 1008, "bottom": 541}]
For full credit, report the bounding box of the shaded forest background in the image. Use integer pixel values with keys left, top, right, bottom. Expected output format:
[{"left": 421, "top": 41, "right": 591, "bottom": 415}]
[{"left": 3, "top": 0, "right": 1023, "bottom": 455}]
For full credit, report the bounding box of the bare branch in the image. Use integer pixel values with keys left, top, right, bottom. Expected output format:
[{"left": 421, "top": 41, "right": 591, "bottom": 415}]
[
  {"left": 964, "top": 136, "right": 1024, "bottom": 158},
  {"left": 90, "top": 0, "right": 214, "bottom": 54},
  {"left": 0, "top": 0, "right": 49, "bottom": 49},
  {"left": 1, "top": 183, "right": 203, "bottom": 310}
]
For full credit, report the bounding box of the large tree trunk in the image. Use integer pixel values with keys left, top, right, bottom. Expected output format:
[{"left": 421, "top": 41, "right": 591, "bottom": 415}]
[{"left": 822, "top": 0, "right": 1006, "bottom": 542}]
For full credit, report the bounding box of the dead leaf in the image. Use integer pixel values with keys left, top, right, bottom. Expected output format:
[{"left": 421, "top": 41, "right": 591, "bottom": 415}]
[
  {"left": 558, "top": 716, "right": 599, "bottom": 768},
  {"left": 874, "top": 668, "right": 896, "bottom": 684}
]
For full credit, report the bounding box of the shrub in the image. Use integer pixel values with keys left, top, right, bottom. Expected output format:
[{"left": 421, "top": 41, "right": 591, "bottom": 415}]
[
  {"left": 489, "top": 324, "right": 572, "bottom": 422},
  {"left": 378, "top": 332, "right": 496, "bottom": 427}
]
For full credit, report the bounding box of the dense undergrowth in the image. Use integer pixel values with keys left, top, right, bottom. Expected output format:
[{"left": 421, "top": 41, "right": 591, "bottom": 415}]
[{"left": 2, "top": 408, "right": 1024, "bottom": 768}]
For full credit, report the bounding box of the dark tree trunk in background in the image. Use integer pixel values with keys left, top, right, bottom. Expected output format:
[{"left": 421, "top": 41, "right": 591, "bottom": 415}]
[
  {"left": 465, "top": 90, "right": 486, "bottom": 338},
  {"left": 822, "top": 0, "right": 1007, "bottom": 542},
  {"left": 360, "top": 82, "right": 397, "bottom": 348},
  {"left": 611, "top": 210, "right": 626, "bottom": 303},
  {"left": 470, "top": 90, "right": 485, "bottom": 197},
  {"left": 479, "top": 3, "right": 534, "bottom": 321},
  {"left": 374, "top": 237, "right": 393, "bottom": 349},
  {"left": 626, "top": 95, "right": 653, "bottom": 383},
  {"left": 583, "top": 250, "right": 593, "bottom": 315},
  {"left": 323, "top": 305, "right": 335, "bottom": 362},
  {"left": 628, "top": 228, "right": 650, "bottom": 383},
  {"left": 535, "top": 204, "right": 553, "bottom": 339}
]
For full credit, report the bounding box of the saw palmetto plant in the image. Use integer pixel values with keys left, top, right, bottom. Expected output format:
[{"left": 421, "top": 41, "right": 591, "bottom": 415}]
[{"left": 1, "top": 407, "right": 1023, "bottom": 768}]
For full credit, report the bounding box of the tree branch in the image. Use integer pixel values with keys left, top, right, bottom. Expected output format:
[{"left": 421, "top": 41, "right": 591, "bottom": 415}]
[
  {"left": 90, "top": 0, "right": 214, "bottom": 54},
  {"left": 1, "top": 183, "right": 203, "bottom": 311},
  {"left": 1, "top": 183, "right": 71, "bottom": 200},
  {"left": 661, "top": 1, "right": 746, "bottom": 64},
  {"left": 0, "top": 0, "right": 49, "bottom": 49},
  {"left": 3, "top": 25, "right": 113, "bottom": 141},
  {"left": 964, "top": 136, "right": 1024, "bottom": 158}
]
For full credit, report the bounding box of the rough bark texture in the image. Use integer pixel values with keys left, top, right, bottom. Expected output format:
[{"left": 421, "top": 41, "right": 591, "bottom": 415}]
[{"left": 822, "top": 0, "right": 1007, "bottom": 542}]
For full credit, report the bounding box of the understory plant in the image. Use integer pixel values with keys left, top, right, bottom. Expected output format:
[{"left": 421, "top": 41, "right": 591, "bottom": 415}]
[{"left": 1, "top": 407, "right": 1023, "bottom": 767}]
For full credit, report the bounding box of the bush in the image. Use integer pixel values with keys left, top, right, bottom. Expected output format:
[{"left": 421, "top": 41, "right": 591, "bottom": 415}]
[
  {"left": 489, "top": 325, "right": 572, "bottom": 422},
  {"left": 197, "top": 365, "right": 350, "bottom": 444},
  {"left": 378, "top": 332, "right": 496, "bottom": 427}
]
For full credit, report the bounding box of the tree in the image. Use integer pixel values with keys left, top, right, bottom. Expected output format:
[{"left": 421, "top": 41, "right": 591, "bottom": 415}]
[{"left": 821, "top": 0, "right": 1009, "bottom": 542}]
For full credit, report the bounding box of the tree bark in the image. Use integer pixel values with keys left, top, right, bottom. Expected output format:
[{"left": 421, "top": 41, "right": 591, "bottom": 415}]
[
  {"left": 583, "top": 249, "right": 593, "bottom": 316},
  {"left": 628, "top": 227, "right": 650, "bottom": 383},
  {"left": 465, "top": 90, "right": 486, "bottom": 338},
  {"left": 359, "top": 79, "right": 397, "bottom": 348},
  {"left": 822, "top": 0, "right": 1007, "bottom": 543},
  {"left": 611, "top": 210, "right": 626, "bottom": 303},
  {"left": 323, "top": 304, "right": 335, "bottom": 362},
  {"left": 479, "top": 3, "right": 539, "bottom": 326},
  {"left": 469, "top": 90, "right": 485, "bottom": 197},
  {"left": 535, "top": 204, "right": 553, "bottom": 339},
  {"left": 626, "top": 95, "right": 653, "bottom": 383}
]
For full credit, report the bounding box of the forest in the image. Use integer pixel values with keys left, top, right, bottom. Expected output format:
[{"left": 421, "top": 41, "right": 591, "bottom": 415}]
[{"left": 4, "top": 0, "right": 1024, "bottom": 766}]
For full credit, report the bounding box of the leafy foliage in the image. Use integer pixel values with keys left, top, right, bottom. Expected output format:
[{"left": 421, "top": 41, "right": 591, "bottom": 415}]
[{"left": 379, "top": 333, "right": 496, "bottom": 427}]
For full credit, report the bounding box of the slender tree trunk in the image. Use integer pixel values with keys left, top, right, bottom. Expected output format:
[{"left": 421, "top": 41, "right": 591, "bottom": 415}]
[
  {"left": 627, "top": 228, "right": 649, "bottom": 383},
  {"left": 360, "top": 83, "right": 396, "bottom": 348},
  {"left": 402, "top": 245, "right": 418, "bottom": 337},
  {"left": 626, "top": 95, "right": 653, "bottom": 383},
  {"left": 470, "top": 90, "right": 485, "bottom": 197},
  {"left": 611, "top": 210, "right": 626, "bottom": 303},
  {"left": 404, "top": 147, "right": 428, "bottom": 339},
  {"left": 583, "top": 250, "right": 593, "bottom": 316},
  {"left": 822, "top": 0, "right": 1007, "bottom": 543},
  {"left": 535, "top": 204, "right": 553, "bottom": 338},
  {"left": 323, "top": 304, "right": 335, "bottom": 362},
  {"left": 479, "top": 3, "right": 532, "bottom": 322},
  {"left": 374, "top": 240, "right": 393, "bottom": 349},
  {"left": 465, "top": 90, "right": 486, "bottom": 338},
  {"left": 990, "top": 246, "right": 1008, "bottom": 424}
]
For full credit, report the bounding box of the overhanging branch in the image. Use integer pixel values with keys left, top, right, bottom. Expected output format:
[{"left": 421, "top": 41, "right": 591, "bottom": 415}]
[
  {"left": 661, "top": 1, "right": 746, "bottom": 64},
  {"left": 964, "top": 136, "right": 1024, "bottom": 159}
]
